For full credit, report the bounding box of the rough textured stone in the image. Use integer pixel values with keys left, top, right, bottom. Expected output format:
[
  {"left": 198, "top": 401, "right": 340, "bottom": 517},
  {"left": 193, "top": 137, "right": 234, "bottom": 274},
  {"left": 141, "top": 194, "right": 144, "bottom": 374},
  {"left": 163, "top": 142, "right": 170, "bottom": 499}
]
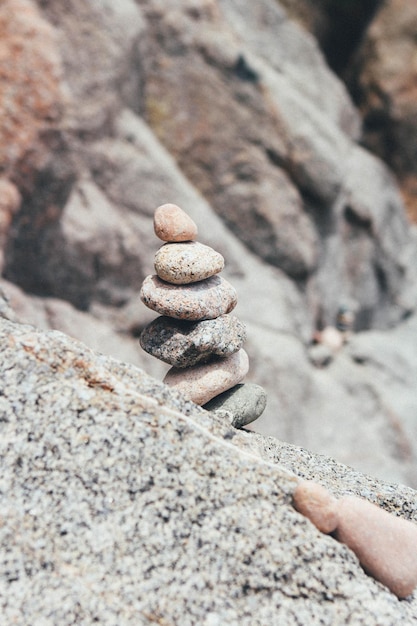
[
  {"left": 349, "top": 0, "right": 417, "bottom": 221},
  {"left": 0, "top": 179, "right": 21, "bottom": 270},
  {"left": 335, "top": 495, "right": 417, "bottom": 599},
  {"left": 1, "top": 0, "right": 417, "bottom": 494},
  {"left": 203, "top": 382, "right": 267, "bottom": 429},
  {"left": 140, "top": 314, "right": 246, "bottom": 368},
  {"left": 0, "top": 0, "right": 63, "bottom": 175},
  {"left": 154, "top": 241, "right": 224, "bottom": 284},
  {"left": 0, "top": 316, "right": 417, "bottom": 624},
  {"left": 140, "top": 274, "right": 237, "bottom": 321},
  {"left": 154, "top": 203, "right": 198, "bottom": 242},
  {"left": 163, "top": 349, "right": 250, "bottom": 405},
  {"left": 292, "top": 480, "right": 339, "bottom": 534}
]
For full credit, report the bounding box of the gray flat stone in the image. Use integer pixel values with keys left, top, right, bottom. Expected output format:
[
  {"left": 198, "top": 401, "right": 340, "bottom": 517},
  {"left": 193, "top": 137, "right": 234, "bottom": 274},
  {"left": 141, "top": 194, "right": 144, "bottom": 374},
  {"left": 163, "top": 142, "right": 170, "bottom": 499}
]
[
  {"left": 140, "top": 314, "right": 246, "bottom": 367},
  {"left": 154, "top": 241, "right": 224, "bottom": 284},
  {"left": 140, "top": 274, "right": 237, "bottom": 320},
  {"left": 204, "top": 382, "right": 267, "bottom": 428}
]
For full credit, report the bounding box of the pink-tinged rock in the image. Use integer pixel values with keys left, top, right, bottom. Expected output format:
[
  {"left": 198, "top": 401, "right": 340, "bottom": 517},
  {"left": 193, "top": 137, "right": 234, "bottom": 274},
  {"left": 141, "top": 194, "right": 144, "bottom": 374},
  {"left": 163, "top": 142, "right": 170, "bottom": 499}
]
[
  {"left": 155, "top": 241, "right": 224, "bottom": 284},
  {"left": 163, "top": 349, "right": 249, "bottom": 405},
  {"left": 315, "top": 326, "right": 345, "bottom": 352},
  {"left": 334, "top": 495, "right": 417, "bottom": 599},
  {"left": 140, "top": 275, "right": 237, "bottom": 321},
  {"left": 154, "top": 203, "right": 198, "bottom": 242},
  {"left": 292, "top": 481, "right": 338, "bottom": 534}
]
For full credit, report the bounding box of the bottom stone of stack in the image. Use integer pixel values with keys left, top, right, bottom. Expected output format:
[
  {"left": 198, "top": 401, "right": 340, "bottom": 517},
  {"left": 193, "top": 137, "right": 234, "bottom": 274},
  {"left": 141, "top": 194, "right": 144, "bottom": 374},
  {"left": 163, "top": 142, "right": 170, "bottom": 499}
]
[
  {"left": 163, "top": 349, "right": 249, "bottom": 405},
  {"left": 203, "top": 382, "right": 267, "bottom": 429}
]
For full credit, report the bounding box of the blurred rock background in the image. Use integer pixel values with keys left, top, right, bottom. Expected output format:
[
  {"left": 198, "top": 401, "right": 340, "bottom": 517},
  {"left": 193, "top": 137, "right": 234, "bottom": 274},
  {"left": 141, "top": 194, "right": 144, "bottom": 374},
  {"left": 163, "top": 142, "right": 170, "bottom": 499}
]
[{"left": 2, "top": 0, "right": 417, "bottom": 486}]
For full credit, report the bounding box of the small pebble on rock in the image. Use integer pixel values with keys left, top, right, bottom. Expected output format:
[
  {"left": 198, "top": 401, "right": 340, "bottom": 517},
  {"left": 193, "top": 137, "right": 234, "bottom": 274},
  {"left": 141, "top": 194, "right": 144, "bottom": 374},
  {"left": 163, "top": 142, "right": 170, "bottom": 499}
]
[
  {"left": 334, "top": 495, "right": 417, "bottom": 599},
  {"left": 315, "top": 326, "right": 345, "bottom": 352},
  {"left": 203, "top": 382, "right": 267, "bottom": 429},
  {"left": 140, "top": 314, "right": 246, "bottom": 368},
  {"left": 154, "top": 203, "right": 198, "bottom": 242},
  {"left": 155, "top": 241, "right": 224, "bottom": 284},
  {"left": 163, "top": 349, "right": 249, "bottom": 405},
  {"left": 140, "top": 274, "right": 237, "bottom": 321},
  {"left": 292, "top": 480, "right": 338, "bottom": 534}
]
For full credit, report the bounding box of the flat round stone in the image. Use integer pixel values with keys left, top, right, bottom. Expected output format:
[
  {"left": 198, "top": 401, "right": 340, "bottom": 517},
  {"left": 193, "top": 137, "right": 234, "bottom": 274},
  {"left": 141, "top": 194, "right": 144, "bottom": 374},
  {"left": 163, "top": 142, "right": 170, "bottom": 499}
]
[
  {"left": 154, "top": 203, "right": 198, "bottom": 242},
  {"left": 140, "top": 275, "right": 237, "bottom": 321},
  {"left": 203, "top": 383, "right": 266, "bottom": 428},
  {"left": 140, "top": 314, "right": 246, "bottom": 367},
  {"left": 155, "top": 241, "right": 224, "bottom": 285},
  {"left": 163, "top": 349, "right": 249, "bottom": 405}
]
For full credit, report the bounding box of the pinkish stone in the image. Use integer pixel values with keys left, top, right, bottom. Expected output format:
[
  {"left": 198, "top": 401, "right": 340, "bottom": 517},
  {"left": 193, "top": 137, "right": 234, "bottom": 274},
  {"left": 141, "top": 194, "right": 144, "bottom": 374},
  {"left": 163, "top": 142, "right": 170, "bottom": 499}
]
[
  {"left": 140, "top": 274, "right": 237, "bottom": 321},
  {"left": 154, "top": 203, "right": 198, "bottom": 242},
  {"left": 334, "top": 495, "right": 417, "bottom": 598},
  {"left": 154, "top": 241, "right": 224, "bottom": 285},
  {"left": 163, "top": 348, "right": 249, "bottom": 405},
  {"left": 292, "top": 481, "right": 338, "bottom": 534}
]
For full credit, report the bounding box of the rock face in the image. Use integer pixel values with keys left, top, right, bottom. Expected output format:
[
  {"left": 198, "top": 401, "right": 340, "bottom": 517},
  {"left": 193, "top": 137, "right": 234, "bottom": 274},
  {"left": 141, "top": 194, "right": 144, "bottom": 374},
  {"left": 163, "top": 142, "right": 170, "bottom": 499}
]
[
  {"left": 0, "top": 0, "right": 63, "bottom": 177},
  {"left": 1, "top": 314, "right": 417, "bottom": 624},
  {"left": 0, "top": 0, "right": 417, "bottom": 488},
  {"left": 349, "top": 0, "right": 417, "bottom": 220}
]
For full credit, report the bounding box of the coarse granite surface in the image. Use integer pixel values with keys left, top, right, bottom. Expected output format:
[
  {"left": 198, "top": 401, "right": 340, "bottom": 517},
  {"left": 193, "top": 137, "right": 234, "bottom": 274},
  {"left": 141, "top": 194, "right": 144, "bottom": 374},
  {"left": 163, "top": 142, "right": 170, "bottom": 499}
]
[{"left": 0, "top": 316, "right": 416, "bottom": 625}]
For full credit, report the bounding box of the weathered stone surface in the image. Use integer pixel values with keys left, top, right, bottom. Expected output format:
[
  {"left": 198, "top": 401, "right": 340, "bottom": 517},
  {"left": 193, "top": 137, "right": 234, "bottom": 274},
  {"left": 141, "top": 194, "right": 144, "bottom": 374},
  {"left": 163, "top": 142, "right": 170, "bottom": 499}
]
[
  {"left": 335, "top": 495, "right": 417, "bottom": 599},
  {"left": 0, "top": 0, "right": 63, "bottom": 175},
  {"left": 140, "top": 274, "right": 237, "bottom": 321},
  {"left": 163, "top": 349, "right": 250, "bottom": 405},
  {"left": 140, "top": 314, "right": 246, "bottom": 368},
  {"left": 154, "top": 241, "right": 224, "bottom": 284},
  {"left": 292, "top": 480, "right": 339, "bottom": 534},
  {"left": 203, "top": 382, "right": 267, "bottom": 429},
  {"left": 0, "top": 179, "right": 21, "bottom": 270},
  {"left": 154, "top": 203, "right": 198, "bottom": 242},
  {"left": 1, "top": 0, "right": 417, "bottom": 494},
  {"left": 1, "top": 316, "right": 417, "bottom": 624},
  {"left": 350, "top": 0, "right": 417, "bottom": 221}
]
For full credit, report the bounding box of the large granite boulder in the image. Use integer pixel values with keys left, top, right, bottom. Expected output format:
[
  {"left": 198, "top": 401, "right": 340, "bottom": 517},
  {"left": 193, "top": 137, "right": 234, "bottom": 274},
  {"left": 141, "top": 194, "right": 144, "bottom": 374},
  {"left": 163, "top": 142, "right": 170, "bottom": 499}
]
[
  {"left": 1, "top": 312, "right": 417, "bottom": 624},
  {"left": 1, "top": 0, "right": 417, "bottom": 488}
]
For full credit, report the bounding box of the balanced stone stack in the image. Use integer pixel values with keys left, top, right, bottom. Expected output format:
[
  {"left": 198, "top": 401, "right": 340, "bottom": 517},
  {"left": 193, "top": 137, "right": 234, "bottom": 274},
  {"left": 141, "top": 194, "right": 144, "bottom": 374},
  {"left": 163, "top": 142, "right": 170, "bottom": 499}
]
[{"left": 139, "top": 203, "right": 266, "bottom": 428}]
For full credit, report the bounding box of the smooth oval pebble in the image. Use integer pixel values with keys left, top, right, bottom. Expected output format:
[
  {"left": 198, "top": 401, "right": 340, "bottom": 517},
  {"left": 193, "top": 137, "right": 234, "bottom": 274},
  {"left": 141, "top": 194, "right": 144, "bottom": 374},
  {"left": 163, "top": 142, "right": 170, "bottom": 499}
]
[
  {"left": 163, "top": 349, "right": 249, "bottom": 405},
  {"left": 154, "top": 203, "right": 198, "bottom": 242},
  {"left": 140, "top": 314, "right": 246, "bottom": 368},
  {"left": 292, "top": 481, "right": 338, "bottom": 534},
  {"left": 155, "top": 241, "right": 224, "bottom": 285},
  {"left": 334, "top": 495, "right": 417, "bottom": 598},
  {"left": 203, "top": 383, "right": 267, "bottom": 429},
  {"left": 140, "top": 275, "right": 237, "bottom": 321}
]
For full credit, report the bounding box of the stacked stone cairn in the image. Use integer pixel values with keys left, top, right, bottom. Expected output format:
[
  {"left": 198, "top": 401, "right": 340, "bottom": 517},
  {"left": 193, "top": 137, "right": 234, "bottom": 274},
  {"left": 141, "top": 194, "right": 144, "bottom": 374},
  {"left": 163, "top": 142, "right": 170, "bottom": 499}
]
[{"left": 139, "top": 203, "right": 267, "bottom": 428}]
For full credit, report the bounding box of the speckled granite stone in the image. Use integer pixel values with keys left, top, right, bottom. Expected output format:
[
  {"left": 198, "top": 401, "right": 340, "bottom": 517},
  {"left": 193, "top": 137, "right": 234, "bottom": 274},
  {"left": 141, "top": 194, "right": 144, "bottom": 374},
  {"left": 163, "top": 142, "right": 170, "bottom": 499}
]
[
  {"left": 140, "top": 274, "right": 237, "bottom": 320},
  {"left": 1, "top": 316, "right": 417, "bottom": 625},
  {"left": 140, "top": 314, "right": 246, "bottom": 368},
  {"left": 154, "top": 241, "right": 224, "bottom": 284},
  {"left": 203, "top": 382, "right": 267, "bottom": 428},
  {"left": 163, "top": 349, "right": 250, "bottom": 405}
]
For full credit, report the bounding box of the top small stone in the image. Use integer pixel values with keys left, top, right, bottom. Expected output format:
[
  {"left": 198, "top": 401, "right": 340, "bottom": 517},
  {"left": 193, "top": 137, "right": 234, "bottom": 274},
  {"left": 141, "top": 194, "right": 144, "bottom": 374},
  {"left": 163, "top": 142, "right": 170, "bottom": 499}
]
[{"left": 154, "top": 203, "right": 198, "bottom": 242}]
